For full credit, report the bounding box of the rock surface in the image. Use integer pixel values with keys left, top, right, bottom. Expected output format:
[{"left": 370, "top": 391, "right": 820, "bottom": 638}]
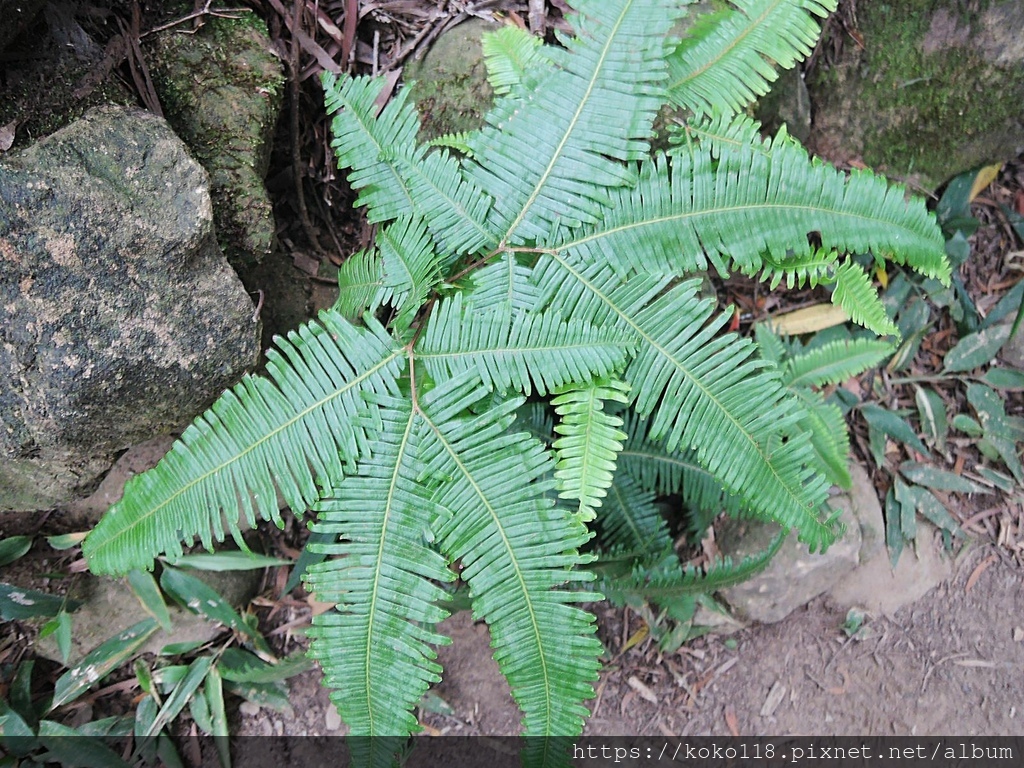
[
  {"left": 149, "top": 14, "right": 284, "bottom": 271},
  {"left": 717, "top": 463, "right": 953, "bottom": 623},
  {"left": 0, "top": 106, "right": 259, "bottom": 513},
  {"left": 404, "top": 18, "right": 499, "bottom": 142},
  {"left": 808, "top": 0, "right": 1024, "bottom": 190}
]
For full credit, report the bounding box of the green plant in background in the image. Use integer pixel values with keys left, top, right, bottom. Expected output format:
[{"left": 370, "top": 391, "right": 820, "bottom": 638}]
[
  {"left": 1, "top": 537, "right": 308, "bottom": 768},
  {"left": 82, "top": 0, "right": 950, "bottom": 763}
]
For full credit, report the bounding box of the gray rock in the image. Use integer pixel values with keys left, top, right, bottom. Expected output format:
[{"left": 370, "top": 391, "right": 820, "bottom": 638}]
[
  {"left": 0, "top": 106, "right": 260, "bottom": 513},
  {"left": 405, "top": 18, "right": 500, "bottom": 142},
  {"left": 149, "top": 14, "right": 284, "bottom": 271},
  {"left": 808, "top": 0, "right": 1024, "bottom": 190},
  {"left": 717, "top": 464, "right": 881, "bottom": 624},
  {"left": 827, "top": 520, "right": 952, "bottom": 616}
]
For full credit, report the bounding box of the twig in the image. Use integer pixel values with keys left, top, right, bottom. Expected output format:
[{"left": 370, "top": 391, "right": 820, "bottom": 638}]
[
  {"left": 289, "top": 0, "right": 325, "bottom": 255},
  {"left": 140, "top": 3, "right": 251, "bottom": 38}
]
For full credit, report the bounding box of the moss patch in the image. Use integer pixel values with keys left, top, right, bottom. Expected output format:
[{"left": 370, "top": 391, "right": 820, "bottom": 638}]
[{"left": 809, "top": 0, "right": 1024, "bottom": 189}]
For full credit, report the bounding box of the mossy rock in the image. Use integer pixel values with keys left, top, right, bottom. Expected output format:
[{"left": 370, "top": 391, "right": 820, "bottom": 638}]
[
  {"left": 808, "top": 0, "right": 1024, "bottom": 190},
  {"left": 149, "top": 14, "right": 285, "bottom": 270},
  {"left": 404, "top": 18, "right": 500, "bottom": 142}
]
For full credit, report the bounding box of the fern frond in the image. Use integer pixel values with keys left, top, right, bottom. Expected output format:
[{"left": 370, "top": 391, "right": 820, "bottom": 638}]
[
  {"left": 752, "top": 323, "right": 788, "bottom": 367},
  {"left": 784, "top": 336, "right": 894, "bottom": 388},
  {"left": 415, "top": 293, "right": 634, "bottom": 396},
  {"left": 793, "top": 388, "right": 852, "bottom": 488},
  {"left": 556, "top": 128, "right": 948, "bottom": 285},
  {"left": 596, "top": 473, "right": 674, "bottom": 556},
  {"left": 417, "top": 377, "right": 601, "bottom": 738},
  {"left": 374, "top": 215, "right": 440, "bottom": 331},
  {"left": 605, "top": 527, "right": 787, "bottom": 602},
  {"left": 466, "top": 0, "right": 684, "bottom": 243},
  {"left": 463, "top": 252, "right": 541, "bottom": 314},
  {"left": 322, "top": 73, "right": 422, "bottom": 222},
  {"left": 514, "top": 401, "right": 555, "bottom": 446},
  {"left": 305, "top": 396, "right": 453, "bottom": 741},
  {"left": 481, "top": 24, "right": 548, "bottom": 95},
  {"left": 666, "top": 0, "right": 835, "bottom": 116},
  {"left": 84, "top": 313, "right": 405, "bottom": 574},
  {"left": 551, "top": 378, "right": 630, "bottom": 521},
  {"left": 617, "top": 412, "right": 743, "bottom": 520},
  {"left": 323, "top": 73, "right": 493, "bottom": 254},
  {"left": 393, "top": 150, "right": 496, "bottom": 256},
  {"left": 334, "top": 249, "right": 383, "bottom": 321},
  {"left": 427, "top": 131, "right": 475, "bottom": 154},
  {"left": 675, "top": 115, "right": 951, "bottom": 282},
  {"left": 759, "top": 248, "right": 838, "bottom": 290},
  {"left": 533, "top": 256, "right": 836, "bottom": 550},
  {"left": 830, "top": 259, "right": 900, "bottom": 336}
]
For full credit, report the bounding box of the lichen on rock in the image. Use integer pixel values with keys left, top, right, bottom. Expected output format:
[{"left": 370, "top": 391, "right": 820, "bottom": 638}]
[{"left": 0, "top": 106, "right": 260, "bottom": 513}]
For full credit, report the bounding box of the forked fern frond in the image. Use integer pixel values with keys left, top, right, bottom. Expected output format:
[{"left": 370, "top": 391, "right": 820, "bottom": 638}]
[
  {"left": 792, "top": 388, "right": 853, "bottom": 488},
  {"left": 374, "top": 215, "right": 441, "bottom": 332},
  {"left": 418, "top": 376, "right": 602, "bottom": 739},
  {"left": 666, "top": 0, "right": 835, "bottom": 116},
  {"left": 84, "top": 313, "right": 404, "bottom": 574},
  {"left": 551, "top": 378, "right": 630, "bottom": 521},
  {"left": 831, "top": 259, "right": 900, "bottom": 336},
  {"left": 305, "top": 396, "right": 453, "bottom": 744}
]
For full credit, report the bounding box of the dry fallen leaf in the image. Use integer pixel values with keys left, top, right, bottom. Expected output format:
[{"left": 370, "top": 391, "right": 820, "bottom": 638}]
[
  {"left": 965, "top": 554, "right": 998, "bottom": 593},
  {"left": 765, "top": 304, "right": 849, "bottom": 335},
  {"left": 724, "top": 705, "right": 740, "bottom": 736},
  {"left": 627, "top": 675, "right": 658, "bottom": 705}
]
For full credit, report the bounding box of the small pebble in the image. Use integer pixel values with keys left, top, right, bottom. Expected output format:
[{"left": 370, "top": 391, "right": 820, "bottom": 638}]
[
  {"left": 239, "top": 701, "right": 261, "bottom": 718},
  {"left": 325, "top": 707, "right": 342, "bottom": 731}
]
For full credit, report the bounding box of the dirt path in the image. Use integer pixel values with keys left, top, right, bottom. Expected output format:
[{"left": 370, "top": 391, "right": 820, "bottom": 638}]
[{"left": 232, "top": 542, "right": 1022, "bottom": 741}]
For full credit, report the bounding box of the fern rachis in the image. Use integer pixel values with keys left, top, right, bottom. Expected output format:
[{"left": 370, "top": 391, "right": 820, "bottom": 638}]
[{"left": 84, "top": 0, "right": 948, "bottom": 760}]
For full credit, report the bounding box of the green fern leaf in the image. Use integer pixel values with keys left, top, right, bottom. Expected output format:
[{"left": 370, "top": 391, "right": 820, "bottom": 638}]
[
  {"left": 617, "top": 412, "right": 743, "bottom": 522},
  {"left": 784, "top": 336, "right": 894, "bottom": 388},
  {"left": 463, "top": 252, "right": 541, "bottom": 314},
  {"left": 323, "top": 74, "right": 493, "bottom": 254},
  {"left": 416, "top": 294, "right": 635, "bottom": 396},
  {"left": 606, "top": 527, "right": 787, "bottom": 602},
  {"left": 83, "top": 313, "right": 405, "bottom": 575},
  {"left": 551, "top": 378, "right": 630, "bottom": 521},
  {"left": 676, "top": 115, "right": 951, "bottom": 282},
  {"left": 667, "top": 0, "right": 835, "bottom": 116},
  {"left": 322, "top": 73, "right": 421, "bottom": 222},
  {"left": 481, "top": 24, "right": 548, "bottom": 95},
  {"left": 305, "top": 395, "right": 453, "bottom": 741},
  {"left": 334, "top": 249, "right": 383, "bottom": 321},
  {"left": 831, "top": 259, "right": 900, "bottom": 337},
  {"left": 466, "top": 0, "right": 684, "bottom": 242},
  {"left": 534, "top": 257, "right": 836, "bottom": 550},
  {"left": 418, "top": 378, "right": 602, "bottom": 738},
  {"left": 596, "top": 473, "right": 674, "bottom": 557},
  {"left": 793, "top": 388, "right": 853, "bottom": 488},
  {"left": 556, "top": 125, "right": 947, "bottom": 285},
  {"left": 759, "top": 249, "right": 838, "bottom": 290},
  {"left": 374, "top": 214, "right": 441, "bottom": 331}
]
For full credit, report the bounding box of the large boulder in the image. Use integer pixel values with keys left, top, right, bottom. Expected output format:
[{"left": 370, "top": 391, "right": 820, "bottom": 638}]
[
  {"left": 808, "top": 0, "right": 1024, "bottom": 190},
  {"left": 0, "top": 106, "right": 260, "bottom": 513}
]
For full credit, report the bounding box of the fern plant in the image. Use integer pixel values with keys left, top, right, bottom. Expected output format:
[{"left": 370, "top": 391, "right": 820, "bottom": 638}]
[{"left": 83, "top": 0, "right": 949, "bottom": 761}]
